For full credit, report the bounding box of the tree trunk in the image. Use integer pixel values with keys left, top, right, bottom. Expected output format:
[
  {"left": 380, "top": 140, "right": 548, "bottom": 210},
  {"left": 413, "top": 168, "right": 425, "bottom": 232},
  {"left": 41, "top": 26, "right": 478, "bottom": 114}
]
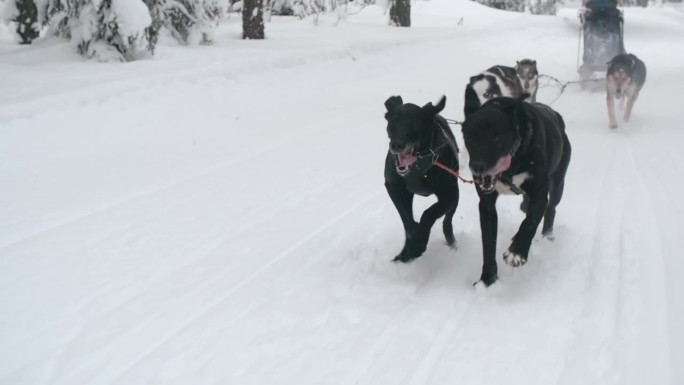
[
  {"left": 389, "top": 0, "right": 410, "bottom": 27},
  {"left": 242, "top": 0, "right": 265, "bottom": 39}
]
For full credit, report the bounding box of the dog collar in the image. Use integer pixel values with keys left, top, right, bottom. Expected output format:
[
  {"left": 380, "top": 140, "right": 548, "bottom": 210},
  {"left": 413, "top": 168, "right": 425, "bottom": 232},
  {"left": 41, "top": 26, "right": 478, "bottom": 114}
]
[{"left": 499, "top": 175, "right": 524, "bottom": 195}]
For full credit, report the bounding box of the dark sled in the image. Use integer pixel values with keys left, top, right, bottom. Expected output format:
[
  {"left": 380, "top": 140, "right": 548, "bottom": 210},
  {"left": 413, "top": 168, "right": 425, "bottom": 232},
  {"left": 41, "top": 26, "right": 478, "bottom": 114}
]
[{"left": 577, "top": 3, "right": 625, "bottom": 90}]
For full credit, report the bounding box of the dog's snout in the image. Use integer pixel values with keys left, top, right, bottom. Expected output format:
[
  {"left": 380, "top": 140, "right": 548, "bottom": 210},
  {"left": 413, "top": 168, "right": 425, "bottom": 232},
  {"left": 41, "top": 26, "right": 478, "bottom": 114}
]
[
  {"left": 390, "top": 141, "right": 404, "bottom": 153},
  {"left": 470, "top": 161, "right": 488, "bottom": 175}
]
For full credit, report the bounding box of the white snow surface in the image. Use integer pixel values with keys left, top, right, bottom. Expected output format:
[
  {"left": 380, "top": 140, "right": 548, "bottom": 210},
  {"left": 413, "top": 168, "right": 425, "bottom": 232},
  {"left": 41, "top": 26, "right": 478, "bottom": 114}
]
[{"left": 0, "top": 1, "right": 682, "bottom": 384}]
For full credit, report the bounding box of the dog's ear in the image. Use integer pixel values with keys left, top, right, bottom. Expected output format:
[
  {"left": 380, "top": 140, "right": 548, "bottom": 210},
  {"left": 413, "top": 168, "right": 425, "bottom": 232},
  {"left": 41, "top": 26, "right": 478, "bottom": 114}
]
[
  {"left": 384, "top": 96, "right": 403, "bottom": 112},
  {"left": 422, "top": 95, "right": 446, "bottom": 116},
  {"left": 532, "top": 60, "right": 537, "bottom": 66},
  {"left": 464, "top": 85, "right": 480, "bottom": 117},
  {"left": 469, "top": 74, "right": 484, "bottom": 85}
]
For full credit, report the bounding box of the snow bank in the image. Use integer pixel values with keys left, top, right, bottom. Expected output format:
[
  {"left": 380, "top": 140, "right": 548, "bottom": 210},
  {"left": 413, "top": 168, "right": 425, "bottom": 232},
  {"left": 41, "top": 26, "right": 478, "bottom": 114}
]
[{"left": 112, "top": 0, "right": 152, "bottom": 38}]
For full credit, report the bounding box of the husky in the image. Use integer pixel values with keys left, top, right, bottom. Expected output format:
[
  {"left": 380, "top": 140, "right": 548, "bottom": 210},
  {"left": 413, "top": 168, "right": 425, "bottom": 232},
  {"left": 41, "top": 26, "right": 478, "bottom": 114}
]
[
  {"left": 606, "top": 53, "right": 647, "bottom": 129},
  {"left": 463, "top": 65, "right": 523, "bottom": 116},
  {"left": 516, "top": 59, "right": 539, "bottom": 103}
]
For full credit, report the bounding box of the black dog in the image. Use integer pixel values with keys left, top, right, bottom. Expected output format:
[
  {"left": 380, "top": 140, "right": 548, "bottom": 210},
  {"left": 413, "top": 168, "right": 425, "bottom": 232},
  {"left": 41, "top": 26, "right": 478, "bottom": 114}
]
[
  {"left": 461, "top": 95, "right": 571, "bottom": 286},
  {"left": 384, "top": 95, "right": 460, "bottom": 262}
]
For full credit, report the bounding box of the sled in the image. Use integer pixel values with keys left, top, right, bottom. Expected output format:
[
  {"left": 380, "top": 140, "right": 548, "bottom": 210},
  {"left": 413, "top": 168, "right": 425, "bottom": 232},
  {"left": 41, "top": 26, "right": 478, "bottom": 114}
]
[{"left": 577, "top": 4, "right": 625, "bottom": 90}]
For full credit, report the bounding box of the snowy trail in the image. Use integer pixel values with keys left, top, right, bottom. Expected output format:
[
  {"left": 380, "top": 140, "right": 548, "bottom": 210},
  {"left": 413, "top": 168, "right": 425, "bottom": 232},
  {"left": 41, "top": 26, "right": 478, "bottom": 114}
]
[{"left": 1, "top": 3, "right": 682, "bottom": 384}]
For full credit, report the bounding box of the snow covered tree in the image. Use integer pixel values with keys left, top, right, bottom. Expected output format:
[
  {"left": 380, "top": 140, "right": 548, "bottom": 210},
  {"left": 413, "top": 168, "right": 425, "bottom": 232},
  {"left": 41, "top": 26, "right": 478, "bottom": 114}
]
[
  {"left": 242, "top": 0, "right": 264, "bottom": 39},
  {"left": 9, "top": 0, "right": 40, "bottom": 43},
  {"left": 474, "top": 0, "right": 524, "bottom": 12},
  {"left": 291, "top": 0, "right": 322, "bottom": 19},
  {"left": 528, "top": 0, "right": 556, "bottom": 14},
  {"left": 389, "top": 0, "right": 409, "bottom": 27},
  {"left": 74, "top": 0, "right": 154, "bottom": 61},
  {"left": 38, "top": 0, "right": 155, "bottom": 61},
  {"left": 143, "top": 0, "right": 221, "bottom": 45}
]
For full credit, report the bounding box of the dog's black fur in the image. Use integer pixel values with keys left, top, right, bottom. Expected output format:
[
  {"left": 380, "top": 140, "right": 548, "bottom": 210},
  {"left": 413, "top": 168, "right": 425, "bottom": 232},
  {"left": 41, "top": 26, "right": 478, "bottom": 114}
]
[
  {"left": 461, "top": 95, "right": 571, "bottom": 286},
  {"left": 384, "top": 95, "right": 460, "bottom": 262}
]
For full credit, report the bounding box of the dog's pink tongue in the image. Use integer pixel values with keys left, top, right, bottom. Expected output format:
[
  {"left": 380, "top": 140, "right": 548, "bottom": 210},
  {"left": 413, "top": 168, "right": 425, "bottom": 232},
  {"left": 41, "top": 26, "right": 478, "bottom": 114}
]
[
  {"left": 486, "top": 155, "right": 512, "bottom": 176},
  {"left": 397, "top": 153, "right": 417, "bottom": 168}
]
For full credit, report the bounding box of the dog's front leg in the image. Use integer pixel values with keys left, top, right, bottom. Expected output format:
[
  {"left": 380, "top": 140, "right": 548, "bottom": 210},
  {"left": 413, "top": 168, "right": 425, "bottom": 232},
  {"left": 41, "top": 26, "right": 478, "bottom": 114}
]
[
  {"left": 385, "top": 181, "right": 417, "bottom": 262},
  {"left": 505, "top": 182, "right": 549, "bottom": 267},
  {"left": 404, "top": 187, "right": 456, "bottom": 260},
  {"left": 623, "top": 91, "right": 639, "bottom": 123},
  {"left": 607, "top": 91, "right": 618, "bottom": 129},
  {"left": 477, "top": 190, "right": 499, "bottom": 286}
]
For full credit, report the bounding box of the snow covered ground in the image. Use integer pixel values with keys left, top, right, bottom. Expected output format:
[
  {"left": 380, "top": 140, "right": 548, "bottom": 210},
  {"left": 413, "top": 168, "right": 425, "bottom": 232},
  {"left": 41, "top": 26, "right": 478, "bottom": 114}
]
[{"left": 1, "top": 1, "right": 682, "bottom": 384}]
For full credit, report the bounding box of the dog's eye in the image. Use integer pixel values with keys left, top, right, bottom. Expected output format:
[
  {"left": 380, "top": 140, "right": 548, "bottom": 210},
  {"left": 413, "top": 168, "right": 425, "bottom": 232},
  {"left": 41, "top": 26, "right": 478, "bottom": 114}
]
[{"left": 483, "top": 92, "right": 491, "bottom": 99}]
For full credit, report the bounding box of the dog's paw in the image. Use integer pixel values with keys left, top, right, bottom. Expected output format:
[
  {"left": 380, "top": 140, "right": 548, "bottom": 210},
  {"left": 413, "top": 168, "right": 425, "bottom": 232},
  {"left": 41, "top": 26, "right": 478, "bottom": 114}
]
[
  {"left": 609, "top": 122, "right": 618, "bottom": 130},
  {"left": 503, "top": 250, "right": 527, "bottom": 267},
  {"left": 392, "top": 253, "right": 416, "bottom": 263},
  {"left": 473, "top": 273, "right": 498, "bottom": 288},
  {"left": 407, "top": 226, "right": 429, "bottom": 254},
  {"left": 542, "top": 230, "right": 555, "bottom": 241},
  {"left": 444, "top": 233, "right": 456, "bottom": 248}
]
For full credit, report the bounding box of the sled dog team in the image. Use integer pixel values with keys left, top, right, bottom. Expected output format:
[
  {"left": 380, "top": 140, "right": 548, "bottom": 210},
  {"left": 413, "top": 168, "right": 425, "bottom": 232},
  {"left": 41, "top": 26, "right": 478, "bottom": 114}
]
[{"left": 383, "top": 53, "right": 646, "bottom": 287}]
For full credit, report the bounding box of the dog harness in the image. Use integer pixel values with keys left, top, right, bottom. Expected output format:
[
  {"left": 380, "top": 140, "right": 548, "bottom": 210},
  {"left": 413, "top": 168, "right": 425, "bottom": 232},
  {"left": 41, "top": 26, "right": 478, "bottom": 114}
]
[{"left": 396, "top": 119, "right": 464, "bottom": 190}]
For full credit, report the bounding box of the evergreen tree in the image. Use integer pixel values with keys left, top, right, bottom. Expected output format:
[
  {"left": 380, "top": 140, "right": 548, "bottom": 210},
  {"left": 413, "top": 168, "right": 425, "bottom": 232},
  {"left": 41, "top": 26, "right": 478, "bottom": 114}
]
[
  {"left": 143, "top": 0, "right": 221, "bottom": 45},
  {"left": 39, "top": 0, "right": 155, "bottom": 61},
  {"left": 12, "top": 0, "right": 40, "bottom": 44}
]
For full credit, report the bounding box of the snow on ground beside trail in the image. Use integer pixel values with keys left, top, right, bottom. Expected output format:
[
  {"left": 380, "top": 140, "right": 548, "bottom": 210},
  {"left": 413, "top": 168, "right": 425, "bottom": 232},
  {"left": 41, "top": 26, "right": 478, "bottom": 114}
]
[{"left": 0, "top": 0, "right": 682, "bottom": 384}]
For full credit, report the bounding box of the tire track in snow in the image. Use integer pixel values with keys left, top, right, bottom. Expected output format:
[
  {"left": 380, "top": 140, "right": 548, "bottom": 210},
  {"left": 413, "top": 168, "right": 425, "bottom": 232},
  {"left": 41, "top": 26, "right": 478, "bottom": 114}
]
[
  {"left": 402, "top": 299, "right": 474, "bottom": 385},
  {"left": 340, "top": 262, "right": 453, "bottom": 385},
  {"left": 558, "top": 137, "right": 632, "bottom": 385},
  {"left": 49, "top": 191, "right": 384, "bottom": 385},
  {"left": 0, "top": 102, "right": 373, "bottom": 251},
  {"left": 2, "top": 116, "right": 377, "bottom": 381},
  {"left": 616, "top": 135, "right": 676, "bottom": 384},
  {"left": 0, "top": 134, "right": 304, "bottom": 251}
]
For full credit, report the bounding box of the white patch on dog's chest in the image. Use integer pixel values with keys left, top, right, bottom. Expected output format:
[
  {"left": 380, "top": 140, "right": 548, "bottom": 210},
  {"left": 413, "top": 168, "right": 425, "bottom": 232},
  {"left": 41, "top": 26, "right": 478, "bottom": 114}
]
[{"left": 495, "top": 172, "right": 531, "bottom": 195}]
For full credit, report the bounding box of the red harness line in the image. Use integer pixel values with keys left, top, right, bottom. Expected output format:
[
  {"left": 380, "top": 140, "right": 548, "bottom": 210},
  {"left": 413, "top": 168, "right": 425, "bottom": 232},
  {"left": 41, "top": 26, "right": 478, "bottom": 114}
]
[{"left": 433, "top": 160, "right": 475, "bottom": 185}]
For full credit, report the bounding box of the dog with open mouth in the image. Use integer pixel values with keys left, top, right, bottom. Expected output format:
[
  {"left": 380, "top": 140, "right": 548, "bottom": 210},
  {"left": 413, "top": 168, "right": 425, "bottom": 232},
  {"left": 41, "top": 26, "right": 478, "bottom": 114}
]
[
  {"left": 384, "top": 95, "right": 460, "bottom": 263},
  {"left": 462, "top": 94, "right": 572, "bottom": 287}
]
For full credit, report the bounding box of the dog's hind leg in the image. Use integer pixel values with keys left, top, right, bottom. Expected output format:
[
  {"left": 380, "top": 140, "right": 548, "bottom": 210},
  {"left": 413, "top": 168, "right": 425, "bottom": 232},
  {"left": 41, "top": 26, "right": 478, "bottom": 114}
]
[
  {"left": 441, "top": 182, "right": 460, "bottom": 248},
  {"left": 443, "top": 204, "right": 457, "bottom": 248},
  {"left": 541, "top": 180, "right": 564, "bottom": 241},
  {"left": 542, "top": 139, "right": 571, "bottom": 240}
]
